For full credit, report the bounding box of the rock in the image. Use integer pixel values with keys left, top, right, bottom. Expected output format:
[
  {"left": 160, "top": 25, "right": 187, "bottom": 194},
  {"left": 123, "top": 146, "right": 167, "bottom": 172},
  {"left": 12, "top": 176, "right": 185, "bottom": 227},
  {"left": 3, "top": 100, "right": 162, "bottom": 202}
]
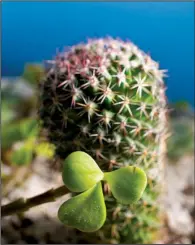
[{"left": 163, "top": 155, "right": 194, "bottom": 238}]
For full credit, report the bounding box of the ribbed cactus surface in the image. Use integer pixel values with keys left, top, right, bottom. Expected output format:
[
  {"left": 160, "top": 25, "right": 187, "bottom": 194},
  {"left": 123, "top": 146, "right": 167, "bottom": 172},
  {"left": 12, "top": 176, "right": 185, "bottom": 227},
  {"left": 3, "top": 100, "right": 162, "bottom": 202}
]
[{"left": 39, "top": 37, "right": 167, "bottom": 243}]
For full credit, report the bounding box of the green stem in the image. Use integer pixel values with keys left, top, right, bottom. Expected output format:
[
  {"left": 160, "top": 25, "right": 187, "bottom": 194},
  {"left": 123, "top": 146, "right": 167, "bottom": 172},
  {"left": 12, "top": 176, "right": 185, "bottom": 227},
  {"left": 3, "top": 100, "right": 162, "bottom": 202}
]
[{"left": 1, "top": 185, "right": 70, "bottom": 217}]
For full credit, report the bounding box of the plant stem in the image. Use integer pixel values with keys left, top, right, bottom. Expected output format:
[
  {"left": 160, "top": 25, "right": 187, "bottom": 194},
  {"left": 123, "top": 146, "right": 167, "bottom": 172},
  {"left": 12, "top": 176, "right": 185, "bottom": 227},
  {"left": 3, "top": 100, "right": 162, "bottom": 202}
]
[{"left": 1, "top": 185, "right": 70, "bottom": 217}]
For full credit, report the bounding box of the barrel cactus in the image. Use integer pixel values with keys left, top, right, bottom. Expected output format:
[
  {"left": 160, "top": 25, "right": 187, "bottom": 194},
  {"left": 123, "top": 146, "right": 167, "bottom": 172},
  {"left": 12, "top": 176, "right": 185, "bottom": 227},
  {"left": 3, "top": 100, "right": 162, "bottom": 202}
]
[{"left": 39, "top": 37, "right": 167, "bottom": 244}]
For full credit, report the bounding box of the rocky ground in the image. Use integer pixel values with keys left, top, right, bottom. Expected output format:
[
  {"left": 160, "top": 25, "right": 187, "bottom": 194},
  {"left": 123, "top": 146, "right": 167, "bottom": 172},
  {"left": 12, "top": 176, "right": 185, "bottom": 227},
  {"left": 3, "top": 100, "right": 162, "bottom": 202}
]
[
  {"left": 160, "top": 155, "right": 194, "bottom": 244},
  {"left": 1, "top": 158, "right": 74, "bottom": 244},
  {"left": 1, "top": 152, "right": 194, "bottom": 244}
]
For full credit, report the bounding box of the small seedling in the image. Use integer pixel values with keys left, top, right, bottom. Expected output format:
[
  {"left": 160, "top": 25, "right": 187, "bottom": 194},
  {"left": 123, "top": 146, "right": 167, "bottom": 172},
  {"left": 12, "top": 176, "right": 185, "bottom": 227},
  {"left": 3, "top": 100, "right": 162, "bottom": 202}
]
[
  {"left": 1, "top": 151, "right": 147, "bottom": 233},
  {"left": 58, "top": 151, "right": 147, "bottom": 232}
]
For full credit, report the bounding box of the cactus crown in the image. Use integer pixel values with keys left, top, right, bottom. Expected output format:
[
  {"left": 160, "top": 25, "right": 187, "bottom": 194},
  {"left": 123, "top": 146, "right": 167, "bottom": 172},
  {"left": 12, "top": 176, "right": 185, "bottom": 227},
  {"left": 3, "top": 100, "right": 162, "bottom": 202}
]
[{"left": 40, "top": 37, "right": 166, "bottom": 170}]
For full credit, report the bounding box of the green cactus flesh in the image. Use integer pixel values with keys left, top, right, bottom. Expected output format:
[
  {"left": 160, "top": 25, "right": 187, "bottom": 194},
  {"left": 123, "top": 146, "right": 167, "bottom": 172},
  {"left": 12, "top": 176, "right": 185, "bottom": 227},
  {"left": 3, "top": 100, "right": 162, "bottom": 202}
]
[{"left": 39, "top": 37, "right": 167, "bottom": 243}]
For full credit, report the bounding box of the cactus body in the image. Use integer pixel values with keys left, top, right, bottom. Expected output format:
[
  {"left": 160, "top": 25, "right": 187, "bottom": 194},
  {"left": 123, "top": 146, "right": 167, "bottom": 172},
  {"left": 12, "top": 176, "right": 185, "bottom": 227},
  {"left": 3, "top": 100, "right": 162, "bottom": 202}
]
[{"left": 39, "top": 38, "right": 167, "bottom": 243}]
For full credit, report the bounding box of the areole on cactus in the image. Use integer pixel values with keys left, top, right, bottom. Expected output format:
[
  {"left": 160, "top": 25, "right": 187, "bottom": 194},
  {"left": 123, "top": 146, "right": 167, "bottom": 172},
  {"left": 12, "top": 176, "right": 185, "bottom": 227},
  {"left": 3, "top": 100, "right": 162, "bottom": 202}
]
[{"left": 39, "top": 37, "right": 167, "bottom": 243}]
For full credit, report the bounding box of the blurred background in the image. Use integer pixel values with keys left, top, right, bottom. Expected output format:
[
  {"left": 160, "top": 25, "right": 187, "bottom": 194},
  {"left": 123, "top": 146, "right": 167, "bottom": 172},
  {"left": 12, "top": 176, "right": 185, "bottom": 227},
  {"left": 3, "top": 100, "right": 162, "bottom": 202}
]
[{"left": 1, "top": 2, "right": 194, "bottom": 244}]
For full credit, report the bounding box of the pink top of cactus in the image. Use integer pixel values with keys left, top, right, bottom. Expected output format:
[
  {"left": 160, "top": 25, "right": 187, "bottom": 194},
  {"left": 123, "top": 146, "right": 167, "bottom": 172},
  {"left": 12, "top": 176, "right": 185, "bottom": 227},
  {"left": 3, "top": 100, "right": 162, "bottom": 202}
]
[{"left": 45, "top": 37, "right": 167, "bottom": 87}]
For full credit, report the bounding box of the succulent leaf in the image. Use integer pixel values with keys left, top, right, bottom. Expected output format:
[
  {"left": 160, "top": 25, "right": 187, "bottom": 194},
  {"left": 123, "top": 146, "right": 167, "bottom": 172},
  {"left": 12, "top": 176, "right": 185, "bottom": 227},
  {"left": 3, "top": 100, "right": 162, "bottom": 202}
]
[
  {"left": 62, "top": 151, "right": 104, "bottom": 192},
  {"left": 58, "top": 182, "right": 106, "bottom": 232},
  {"left": 103, "top": 166, "right": 147, "bottom": 204}
]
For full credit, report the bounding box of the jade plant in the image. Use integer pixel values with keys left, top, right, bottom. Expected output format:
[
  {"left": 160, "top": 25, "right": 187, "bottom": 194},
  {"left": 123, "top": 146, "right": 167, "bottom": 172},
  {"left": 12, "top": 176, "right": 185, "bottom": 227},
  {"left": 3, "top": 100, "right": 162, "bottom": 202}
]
[
  {"left": 38, "top": 37, "right": 167, "bottom": 243},
  {"left": 2, "top": 151, "right": 147, "bottom": 233}
]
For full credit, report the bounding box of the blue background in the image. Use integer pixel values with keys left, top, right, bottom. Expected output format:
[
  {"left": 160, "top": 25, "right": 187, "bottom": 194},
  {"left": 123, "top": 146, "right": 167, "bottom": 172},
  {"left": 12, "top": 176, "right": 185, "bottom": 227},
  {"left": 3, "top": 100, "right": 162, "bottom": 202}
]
[{"left": 2, "top": 2, "right": 194, "bottom": 105}]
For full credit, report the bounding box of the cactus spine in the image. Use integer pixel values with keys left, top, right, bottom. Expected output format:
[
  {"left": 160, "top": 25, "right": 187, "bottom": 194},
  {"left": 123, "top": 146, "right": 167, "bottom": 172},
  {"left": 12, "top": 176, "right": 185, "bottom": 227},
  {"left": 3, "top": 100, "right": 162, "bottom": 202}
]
[{"left": 39, "top": 37, "right": 167, "bottom": 243}]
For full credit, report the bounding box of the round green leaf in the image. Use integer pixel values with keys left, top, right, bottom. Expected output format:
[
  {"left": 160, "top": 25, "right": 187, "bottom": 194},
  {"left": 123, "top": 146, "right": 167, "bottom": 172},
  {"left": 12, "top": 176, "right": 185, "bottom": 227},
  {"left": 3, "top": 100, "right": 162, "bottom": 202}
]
[
  {"left": 62, "top": 151, "right": 104, "bottom": 192},
  {"left": 58, "top": 182, "right": 106, "bottom": 232},
  {"left": 103, "top": 166, "right": 147, "bottom": 204}
]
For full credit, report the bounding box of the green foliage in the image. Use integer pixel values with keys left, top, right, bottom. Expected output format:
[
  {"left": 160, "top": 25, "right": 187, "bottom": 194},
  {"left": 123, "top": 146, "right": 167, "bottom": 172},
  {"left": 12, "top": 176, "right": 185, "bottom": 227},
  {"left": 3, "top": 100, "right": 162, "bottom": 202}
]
[
  {"left": 22, "top": 63, "right": 45, "bottom": 87},
  {"left": 39, "top": 38, "right": 167, "bottom": 243},
  {"left": 10, "top": 141, "right": 34, "bottom": 166},
  {"left": 34, "top": 142, "right": 56, "bottom": 159},
  {"left": 2, "top": 64, "right": 44, "bottom": 125},
  {"left": 167, "top": 118, "right": 194, "bottom": 160},
  {"left": 1, "top": 81, "right": 25, "bottom": 106},
  {"left": 1, "top": 81, "right": 27, "bottom": 127},
  {"left": 173, "top": 100, "right": 191, "bottom": 111},
  {"left": 1, "top": 118, "right": 55, "bottom": 166},
  {"left": 103, "top": 166, "right": 147, "bottom": 204},
  {"left": 1, "top": 101, "right": 16, "bottom": 125},
  {"left": 59, "top": 151, "right": 147, "bottom": 232},
  {"left": 1, "top": 64, "right": 55, "bottom": 168},
  {"left": 1, "top": 118, "right": 38, "bottom": 150},
  {"left": 58, "top": 182, "right": 106, "bottom": 232},
  {"left": 62, "top": 151, "right": 104, "bottom": 192}
]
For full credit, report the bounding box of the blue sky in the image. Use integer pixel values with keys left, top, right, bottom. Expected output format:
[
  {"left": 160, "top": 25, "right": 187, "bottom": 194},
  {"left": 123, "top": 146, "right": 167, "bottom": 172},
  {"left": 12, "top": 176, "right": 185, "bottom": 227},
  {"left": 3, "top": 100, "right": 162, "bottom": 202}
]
[{"left": 2, "top": 2, "right": 194, "bottom": 105}]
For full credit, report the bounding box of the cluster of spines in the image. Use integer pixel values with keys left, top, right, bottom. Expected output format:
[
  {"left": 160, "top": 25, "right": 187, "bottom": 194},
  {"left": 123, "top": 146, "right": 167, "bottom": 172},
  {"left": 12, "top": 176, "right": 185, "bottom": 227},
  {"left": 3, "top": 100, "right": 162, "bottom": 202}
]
[{"left": 39, "top": 37, "right": 167, "bottom": 243}]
